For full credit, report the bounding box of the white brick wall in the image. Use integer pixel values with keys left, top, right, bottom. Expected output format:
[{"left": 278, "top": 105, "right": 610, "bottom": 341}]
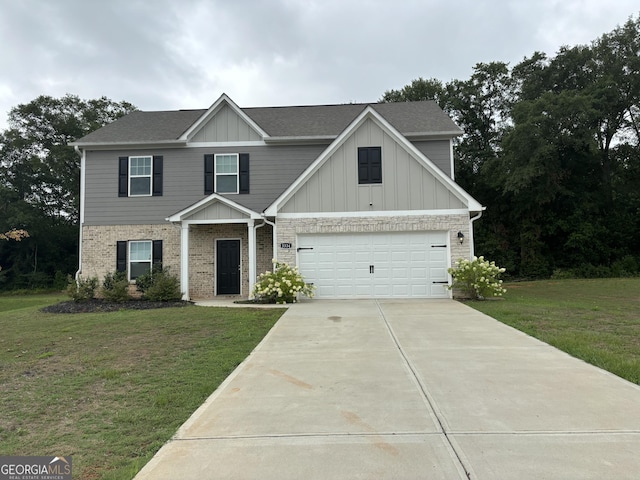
[
  {"left": 81, "top": 224, "right": 181, "bottom": 282},
  {"left": 82, "top": 216, "right": 471, "bottom": 300},
  {"left": 275, "top": 214, "right": 472, "bottom": 267},
  {"left": 82, "top": 223, "right": 272, "bottom": 300}
]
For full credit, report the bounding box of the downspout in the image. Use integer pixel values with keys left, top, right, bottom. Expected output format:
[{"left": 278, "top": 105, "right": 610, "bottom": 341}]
[
  {"left": 74, "top": 146, "right": 85, "bottom": 282},
  {"left": 261, "top": 214, "right": 277, "bottom": 261},
  {"left": 251, "top": 219, "right": 267, "bottom": 299},
  {"left": 469, "top": 209, "right": 484, "bottom": 258}
]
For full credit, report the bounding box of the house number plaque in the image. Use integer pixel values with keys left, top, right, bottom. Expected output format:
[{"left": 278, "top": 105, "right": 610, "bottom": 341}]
[{"left": 280, "top": 242, "right": 293, "bottom": 249}]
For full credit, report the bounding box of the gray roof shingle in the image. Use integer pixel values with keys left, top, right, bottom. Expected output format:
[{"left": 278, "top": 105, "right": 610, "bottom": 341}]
[{"left": 73, "top": 100, "right": 461, "bottom": 145}]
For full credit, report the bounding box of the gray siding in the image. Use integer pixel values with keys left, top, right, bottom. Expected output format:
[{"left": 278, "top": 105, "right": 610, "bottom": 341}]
[
  {"left": 190, "top": 104, "right": 262, "bottom": 142},
  {"left": 84, "top": 144, "right": 327, "bottom": 225},
  {"left": 280, "top": 119, "right": 464, "bottom": 214},
  {"left": 412, "top": 140, "right": 452, "bottom": 177}
]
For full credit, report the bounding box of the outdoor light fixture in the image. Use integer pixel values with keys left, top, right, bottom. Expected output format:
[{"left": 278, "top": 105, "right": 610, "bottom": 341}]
[{"left": 457, "top": 231, "right": 465, "bottom": 244}]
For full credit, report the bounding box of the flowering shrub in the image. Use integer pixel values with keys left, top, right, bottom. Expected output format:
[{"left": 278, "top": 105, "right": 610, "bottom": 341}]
[
  {"left": 252, "top": 260, "right": 315, "bottom": 304},
  {"left": 448, "top": 256, "right": 506, "bottom": 300}
]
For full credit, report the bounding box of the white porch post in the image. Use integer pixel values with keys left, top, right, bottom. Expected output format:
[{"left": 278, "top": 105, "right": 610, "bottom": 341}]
[
  {"left": 248, "top": 219, "right": 256, "bottom": 298},
  {"left": 181, "top": 222, "right": 190, "bottom": 300}
]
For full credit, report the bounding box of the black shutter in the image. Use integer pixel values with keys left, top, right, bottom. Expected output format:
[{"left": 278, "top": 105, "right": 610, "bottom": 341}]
[
  {"left": 239, "top": 153, "right": 250, "bottom": 194},
  {"left": 204, "top": 154, "right": 214, "bottom": 195},
  {"left": 152, "top": 240, "right": 163, "bottom": 268},
  {"left": 118, "top": 157, "right": 128, "bottom": 196},
  {"left": 357, "top": 148, "right": 370, "bottom": 184},
  {"left": 369, "top": 147, "right": 382, "bottom": 184},
  {"left": 116, "top": 241, "right": 127, "bottom": 272},
  {"left": 152, "top": 156, "right": 163, "bottom": 196}
]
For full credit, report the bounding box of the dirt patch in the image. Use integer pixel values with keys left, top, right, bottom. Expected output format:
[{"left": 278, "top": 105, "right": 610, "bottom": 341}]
[{"left": 41, "top": 299, "right": 192, "bottom": 314}]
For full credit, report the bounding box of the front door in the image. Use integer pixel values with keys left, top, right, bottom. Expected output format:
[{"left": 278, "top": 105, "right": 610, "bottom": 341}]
[{"left": 216, "top": 239, "right": 241, "bottom": 295}]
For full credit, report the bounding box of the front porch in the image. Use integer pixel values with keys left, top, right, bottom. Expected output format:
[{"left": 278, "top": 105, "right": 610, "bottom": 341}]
[
  {"left": 166, "top": 194, "right": 274, "bottom": 301},
  {"left": 186, "top": 223, "right": 273, "bottom": 300}
]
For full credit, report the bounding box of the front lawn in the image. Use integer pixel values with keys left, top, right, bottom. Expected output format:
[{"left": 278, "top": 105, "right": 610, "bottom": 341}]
[
  {"left": 466, "top": 278, "right": 640, "bottom": 385},
  {"left": 0, "top": 294, "right": 284, "bottom": 479}
]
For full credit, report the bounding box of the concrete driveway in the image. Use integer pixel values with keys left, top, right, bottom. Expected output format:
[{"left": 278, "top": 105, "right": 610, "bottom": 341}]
[{"left": 134, "top": 299, "right": 640, "bottom": 479}]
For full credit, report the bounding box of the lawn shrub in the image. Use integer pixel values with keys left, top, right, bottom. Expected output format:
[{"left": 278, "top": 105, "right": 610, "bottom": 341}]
[
  {"left": 67, "top": 275, "right": 98, "bottom": 302},
  {"left": 136, "top": 266, "right": 182, "bottom": 302},
  {"left": 102, "top": 271, "right": 131, "bottom": 302}
]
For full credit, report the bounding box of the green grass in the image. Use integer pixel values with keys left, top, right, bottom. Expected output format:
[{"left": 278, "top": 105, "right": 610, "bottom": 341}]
[
  {"left": 466, "top": 278, "right": 640, "bottom": 385},
  {"left": 0, "top": 294, "right": 285, "bottom": 479}
]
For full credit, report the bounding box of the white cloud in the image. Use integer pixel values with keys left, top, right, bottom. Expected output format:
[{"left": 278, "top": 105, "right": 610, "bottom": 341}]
[{"left": 0, "top": 0, "right": 638, "bottom": 129}]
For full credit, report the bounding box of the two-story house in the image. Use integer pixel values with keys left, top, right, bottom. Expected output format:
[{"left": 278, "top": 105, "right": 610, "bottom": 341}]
[{"left": 71, "top": 94, "right": 483, "bottom": 300}]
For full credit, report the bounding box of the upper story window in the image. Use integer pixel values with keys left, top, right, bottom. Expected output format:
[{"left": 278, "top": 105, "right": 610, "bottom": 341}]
[
  {"left": 204, "top": 153, "right": 250, "bottom": 195},
  {"left": 215, "top": 154, "right": 239, "bottom": 194},
  {"left": 129, "top": 156, "right": 152, "bottom": 196},
  {"left": 358, "top": 147, "right": 382, "bottom": 184},
  {"left": 118, "top": 155, "right": 163, "bottom": 197}
]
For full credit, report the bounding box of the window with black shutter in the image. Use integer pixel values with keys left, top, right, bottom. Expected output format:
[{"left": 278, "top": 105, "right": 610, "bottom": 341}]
[
  {"left": 116, "top": 240, "right": 163, "bottom": 280},
  {"left": 118, "top": 155, "right": 163, "bottom": 196},
  {"left": 358, "top": 147, "right": 382, "bottom": 184},
  {"left": 204, "top": 153, "right": 250, "bottom": 194}
]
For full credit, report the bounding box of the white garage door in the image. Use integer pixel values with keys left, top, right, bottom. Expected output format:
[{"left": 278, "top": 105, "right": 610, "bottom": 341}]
[{"left": 297, "top": 232, "right": 450, "bottom": 298}]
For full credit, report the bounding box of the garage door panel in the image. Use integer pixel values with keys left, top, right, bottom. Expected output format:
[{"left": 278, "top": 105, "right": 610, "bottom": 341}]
[{"left": 297, "top": 232, "right": 450, "bottom": 298}]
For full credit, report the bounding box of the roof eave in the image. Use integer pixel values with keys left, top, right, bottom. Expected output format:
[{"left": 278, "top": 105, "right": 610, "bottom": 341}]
[
  {"left": 70, "top": 139, "right": 187, "bottom": 149},
  {"left": 264, "top": 135, "right": 337, "bottom": 144},
  {"left": 263, "top": 130, "right": 462, "bottom": 144},
  {"left": 404, "top": 130, "right": 463, "bottom": 140}
]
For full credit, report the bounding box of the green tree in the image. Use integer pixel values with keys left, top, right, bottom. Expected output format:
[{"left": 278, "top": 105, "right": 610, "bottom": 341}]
[
  {"left": 0, "top": 94, "right": 136, "bottom": 289},
  {"left": 381, "top": 77, "right": 448, "bottom": 108},
  {"left": 383, "top": 14, "right": 640, "bottom": 278}
]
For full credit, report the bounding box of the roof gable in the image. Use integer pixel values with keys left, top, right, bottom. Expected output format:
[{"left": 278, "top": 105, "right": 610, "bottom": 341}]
[
  {"left": 167, "top": 193, "right": 261, "bottom": 222},
  {"left": 180, "top": 94, "right": 268, "bottom": 142},
  {"left": 265, "top": 107, "right": 482, "bottom": 215}
]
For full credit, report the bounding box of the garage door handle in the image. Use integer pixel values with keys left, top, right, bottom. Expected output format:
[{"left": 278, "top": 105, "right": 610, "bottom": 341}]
[
  {"left": 370, "top": 265, "right": 374, "bottom": 274},
  {"left": 431, "top": 244, "right": 447, "bottom": 248},
  {"left": 297, "top": 247, "right": 314, "bottom": 252},
  {"left": 432, "top": 281, "right": 449, "bottom": 284}
]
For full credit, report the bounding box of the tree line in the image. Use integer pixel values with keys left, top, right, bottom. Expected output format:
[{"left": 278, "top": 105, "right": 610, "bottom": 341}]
[
  {"left": 383, "top": 15, "right": 640, "bottom": 278},
  {"left": 1, "top": 16, "right": 638, "bottom": 290},
  {"left": 0, "top": 95, "right": 136, "bottom": 290}
]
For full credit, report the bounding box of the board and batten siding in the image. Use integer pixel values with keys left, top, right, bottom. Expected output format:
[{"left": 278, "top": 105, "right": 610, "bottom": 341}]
[
  {"left": 83, "top": 144, "right": 327, "bottom": 225},
  {"left": 185, "top": 202, "right": 250, "bottom": 221},
  {"left": 280, "top": 119, "right": 465, "bottom": 214},
  {"left": 190, "top": 104, "right": 262, "bottom": 142}
]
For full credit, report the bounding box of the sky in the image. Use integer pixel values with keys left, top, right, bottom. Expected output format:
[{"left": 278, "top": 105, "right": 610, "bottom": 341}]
[{"left": 0, "top": 0, "right": 638, "bottom": 130}]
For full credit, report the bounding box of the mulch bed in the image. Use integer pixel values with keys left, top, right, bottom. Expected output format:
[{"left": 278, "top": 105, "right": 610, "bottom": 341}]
[{"left": 42, "top": 299, "right": 192, "bottom": 314}]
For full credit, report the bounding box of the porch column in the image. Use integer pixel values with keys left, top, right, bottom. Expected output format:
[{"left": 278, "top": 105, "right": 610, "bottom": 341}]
[
  {"left": 248, "top": 219, "right": 256, "bottom": 298},
  {"left": 181, "top": 222, "right": 190, "bottom": 301}
]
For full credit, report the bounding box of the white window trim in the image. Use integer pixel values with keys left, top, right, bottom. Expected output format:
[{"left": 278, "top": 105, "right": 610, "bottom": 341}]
[
  {"left": 214, "top": 153, "right": 239, "bottom": 194},
  {"left": 129, "top": 156, "right": 153, "bottom": 197},
  {"left": 129, "top": 240, "right": 152, "bottom": 281}
]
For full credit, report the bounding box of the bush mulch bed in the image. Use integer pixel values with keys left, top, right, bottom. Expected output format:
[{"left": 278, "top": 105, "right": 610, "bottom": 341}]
[{"left": 42, "top": 298, "right": 192, "bottom": 314}]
